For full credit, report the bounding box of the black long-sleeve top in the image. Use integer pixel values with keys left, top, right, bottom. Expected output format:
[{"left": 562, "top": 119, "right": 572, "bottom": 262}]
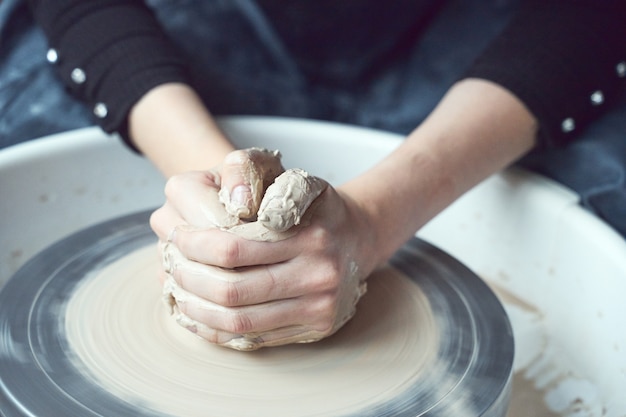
[{"left": 27, "top": 0, "right": 626, "bottom": 149}]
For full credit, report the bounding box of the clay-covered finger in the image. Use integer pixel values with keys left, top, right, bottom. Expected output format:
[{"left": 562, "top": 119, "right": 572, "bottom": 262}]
[
  {"left": 173, "top": 312, "right": 324, "bottom": 352},
  {"left": 221, "top": 325, "right": 327, "bottom": 351},
  {"left": 218, "top": 148, "right": 285, "bottom": 220},
  {"left": 164, "top": 284, "right": 254, "bottom": 349},
  {"left": 257, "top": 168, "right": 328, "bottom": 232},
  {"left": 162, "top": 171, "right": 239, "bottom": 229},
  {"left": 161, "top": 242, "right": 312, "bottom": 305},
  {"left": 163, "top": 275, "right": 327, "bottom": 351}
]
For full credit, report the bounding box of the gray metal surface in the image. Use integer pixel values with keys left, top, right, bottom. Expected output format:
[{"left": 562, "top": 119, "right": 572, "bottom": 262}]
[{"left": 0, "top": 210, "right": 513, "bottom": 417}]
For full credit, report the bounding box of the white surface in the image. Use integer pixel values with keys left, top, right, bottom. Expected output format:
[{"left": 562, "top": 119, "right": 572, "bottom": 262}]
[
  {"left": 0, "top": 128, "right": 164, "bottom": 282},
  {"left": 1, "top": 117, "right": 625, "bottom": 416}
]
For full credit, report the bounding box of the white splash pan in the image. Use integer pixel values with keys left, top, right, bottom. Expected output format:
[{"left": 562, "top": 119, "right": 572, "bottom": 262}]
[{"left": 1, "top": 117, "right": 624, "bottom": 416}]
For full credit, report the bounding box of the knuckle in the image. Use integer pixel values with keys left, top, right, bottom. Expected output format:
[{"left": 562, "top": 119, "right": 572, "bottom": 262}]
[
  {"left": 224, "top": 149, "right": 250, "bottom": 167},
  {"left": 223, "top": 310, "right": 254, "bottom": 334},
  {"left": 308, "top": 226, "right": 335, "bottom": 251},
  {"left": 312, "top": 259, "right": 342, "bottom": 292},
  {"left": 213, "top": 281, "right": 243, "bottom": 307},
  {"left": 213, "top": 238, "right": 242, "bottom": 267},
  {"left": 164, "top": 171, "right": 208, "bottom": 199},
  {"left": 164, "top": 173, "right": 185, "bottom": 198},
  {"left": 197, "top": 327, "right": 221, "bottom": 344},
  {"left": 149, "top": 209, "right": 165, "bottom": 236},
  {"left": 310, "top": 292, "right": 339, "bottom": 333}
]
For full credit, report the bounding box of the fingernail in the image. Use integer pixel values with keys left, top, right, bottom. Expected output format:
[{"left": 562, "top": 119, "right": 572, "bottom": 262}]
[{"left": 231, "top": 184, "right": 251, "bottom": 207}]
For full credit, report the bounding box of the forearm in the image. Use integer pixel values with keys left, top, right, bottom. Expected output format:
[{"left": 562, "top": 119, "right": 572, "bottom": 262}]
[
  {"left": 341, "top": 78, "right": 537, "bottom": 266},
  {"left": 28, "top": 0, "right": 235, "bottom": 176},
  {"left": 466, "top": 1, "right": 626, "bottom": 147},
  {"left": 128, "top": 83, "right": 236, "bottom": 177}
]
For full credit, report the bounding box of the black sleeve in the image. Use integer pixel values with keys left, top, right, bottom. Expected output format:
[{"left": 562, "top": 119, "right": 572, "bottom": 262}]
[
  {"left": 465, "top": 0, "right": 626, "bottom": 148},
  {"left": 27, "top": 0, "right": 190, "bottom": 149}
]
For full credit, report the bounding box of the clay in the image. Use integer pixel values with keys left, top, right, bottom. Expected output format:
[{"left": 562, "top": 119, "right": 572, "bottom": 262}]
[
  {"left": 65, "top": 245, "right": 439, "bottom": 417},
  {"left": 487, "top": 282, "right": 568, "bottom": 417},
  {"left": 218, "top": 147, "right": 284, "bottom": 220},
  {"left": 257, "top": 168, "right": 327, "bottom": 232},
  {"left": 507, "top": 373, "right": 561, "bottom": 417}
]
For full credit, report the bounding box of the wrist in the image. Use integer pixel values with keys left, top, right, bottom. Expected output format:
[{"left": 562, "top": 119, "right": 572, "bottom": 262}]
[
  {"left": 128, "top": 83, "right": 235, "bottom": 176},
  {"left": 339, "top": 79, "right": 537, "bottom": 266},
  {"left": 336, "top": 184, "right": 414, "bottom": 275},
  {"left": 340, "top": 149, "right": 447, "bottom": 269}
]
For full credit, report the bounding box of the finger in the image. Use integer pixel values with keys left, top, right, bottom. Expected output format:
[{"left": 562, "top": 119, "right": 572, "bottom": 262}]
[
  {"left": 154, "top": 241, "right": 170, "bottom": 286},
  {"left": 209, "top": 325, "right": 327, "bottom": 351},
  {"left": 165, "top": 274, "right": 361, "bottom": 351},
  {"left": 171, "top": 282, "right": 334, "bottom": 343},
  {"left": 172, "top": 311, "right": 324, "bottom": 351},
  {"left": 257, "top": 168, "right": 328, "bottom": 232},
  {"left": 174, "top": 311, "right": 242, "bottom": 346},
  {"left": 229, "top": 325, "right": 327, "bottom": 348},
  {"left": 163, "top": 242, "right": 317, "bottom": 304},
  {"left": 218, "top": 148, "right": 284, "bottom": 220},
  {"left": 164, "top": 170, "right": 239, "bottom": 229},
  {"left": 163, "top": 291, "right": 241, "bottom": 346},
  {"left": 150, "top": 202, "right": 188, "bottom": 241},
  {"left": 170, "top": 226, "right": 300, "bottom": 268}
]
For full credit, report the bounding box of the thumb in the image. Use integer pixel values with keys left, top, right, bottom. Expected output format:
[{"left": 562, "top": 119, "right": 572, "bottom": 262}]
[
  {"left": 218, "top": 148, "right": 284, "bottom": 220},
  {"left": 257, "top": 168, "right": 328, "bottom": 232}
]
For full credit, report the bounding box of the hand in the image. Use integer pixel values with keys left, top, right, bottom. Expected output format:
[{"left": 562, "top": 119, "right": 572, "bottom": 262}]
[
  {"left": 151, "top": 147, "right": 285, "bottom": 233},
  {"left": 150, "top": 147, "right": 285, "bottom": 290},
  {"left": 151, "top": 148, "right": 373, "bottom": 350}
]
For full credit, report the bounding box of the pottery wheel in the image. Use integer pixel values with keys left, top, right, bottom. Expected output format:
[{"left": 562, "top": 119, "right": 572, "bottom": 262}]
[{"left": 0, "top": 210, "right": 513, "bottom": 417}]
